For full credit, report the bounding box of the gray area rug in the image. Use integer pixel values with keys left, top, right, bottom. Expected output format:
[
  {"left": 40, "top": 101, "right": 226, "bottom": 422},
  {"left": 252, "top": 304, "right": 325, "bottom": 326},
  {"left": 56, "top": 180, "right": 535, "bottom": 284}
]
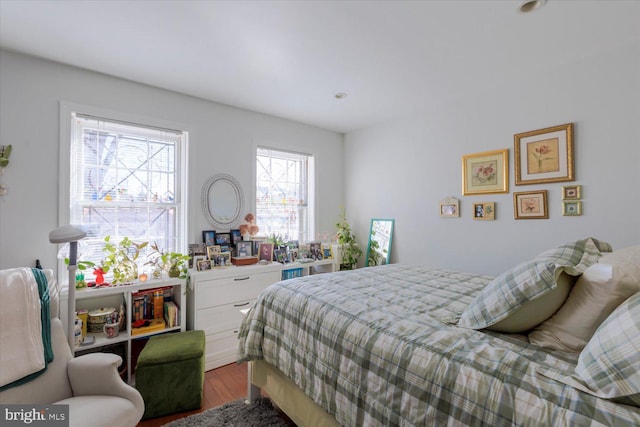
[{"left": 163, "top": 397, "right": 290, "bottom": 427}]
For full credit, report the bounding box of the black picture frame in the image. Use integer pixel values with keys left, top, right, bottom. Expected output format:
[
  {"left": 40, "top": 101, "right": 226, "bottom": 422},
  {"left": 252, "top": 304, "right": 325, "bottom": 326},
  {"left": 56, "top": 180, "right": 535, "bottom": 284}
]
[
  {"left": 274, "top": 248, "right": 289, "bottom": 264},
  {"left": 202, "top": 230, "right": 216, "bottom": 247},
  {"left": 230, "top": 229, "right": 242, "bottom": 246},
  {"left": 215, "top": 232, "right": 231, "bottom": 245}
]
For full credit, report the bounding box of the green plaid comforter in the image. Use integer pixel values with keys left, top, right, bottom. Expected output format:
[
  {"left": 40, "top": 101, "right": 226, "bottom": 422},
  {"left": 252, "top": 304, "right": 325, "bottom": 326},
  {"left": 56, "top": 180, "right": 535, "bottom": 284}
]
[{"left": 238, "top": 265, "right": 640, "bottom": 426}]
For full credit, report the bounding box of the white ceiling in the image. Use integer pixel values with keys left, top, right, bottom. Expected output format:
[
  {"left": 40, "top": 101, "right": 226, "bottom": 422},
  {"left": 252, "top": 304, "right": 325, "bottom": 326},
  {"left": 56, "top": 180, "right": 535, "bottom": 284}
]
[{"left": 1, "top": 1, "right": 638, "bottom": 133}]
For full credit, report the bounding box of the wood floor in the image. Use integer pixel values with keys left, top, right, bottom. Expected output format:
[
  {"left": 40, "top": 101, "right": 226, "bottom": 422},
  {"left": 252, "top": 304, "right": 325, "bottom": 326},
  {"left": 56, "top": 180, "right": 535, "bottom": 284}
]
[{"left": 137, "top": 363, "right": 248, "bottom": 427}]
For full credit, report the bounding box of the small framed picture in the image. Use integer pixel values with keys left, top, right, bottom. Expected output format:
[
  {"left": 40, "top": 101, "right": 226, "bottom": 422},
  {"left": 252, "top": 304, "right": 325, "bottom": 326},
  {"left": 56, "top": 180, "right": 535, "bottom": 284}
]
[
  {"left": 207, "top": 245, "right": 221, "bottom": 260},
  {"left": 309, "top": 242, "right": 323, "bottom": 261},
  {"left": 258, "top": 242, "right": 274, "bottom": 262},
  {"left": 562, "top": 185, "right": 582, "bottom": 200},
  {"left": 188, "top": 243, "right": 207, "bottom": 268},
  {"left": 289, "top": 248, "right": 299, "bottom": 262},
  {"left": 274, "top": 248, "right": 289, "bottom": 264},
  {"left": 322, "top": 244, "right": 333, "bottom": 259},
  {"left": 230, "top": 229, "right": 242, "bottom": 246},
  {"left": 473, "top": 202, "right": 495, "bottom": 220},
  {"left": 202, "top": 230, "right": 216, "bottom": 246},
  {"left": 514, "top": 190, "right": 548, "bottom": 219},
  {"left": 563, "top": 201, "right": 583, "bottom": 216},
  {"left": 215, "top": 232, "right": 231, "bottom": 246},
  {"left": 252, "top": 237, "right": 266, "bottom": 256},
  {"left": 213, "top": 251, "right": 232, "bottom": 267},
  {"left": 439, "top": 197, "right": 460, "bottom": 218},
  {"left": 196, "top": 258, "right": 212, "bottom": 271},
  {"left": 236, "top": 241, "right": 253, "bottom": 257}
]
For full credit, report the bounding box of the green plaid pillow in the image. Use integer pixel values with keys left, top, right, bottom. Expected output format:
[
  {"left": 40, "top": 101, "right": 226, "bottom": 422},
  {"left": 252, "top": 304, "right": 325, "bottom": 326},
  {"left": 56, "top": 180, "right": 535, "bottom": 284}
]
[
  {"left": 576, "top": 291, "right": 640, "bottom": 407},
  {"left": 458, "top": 237, "right": 610, "bottom": 331}
]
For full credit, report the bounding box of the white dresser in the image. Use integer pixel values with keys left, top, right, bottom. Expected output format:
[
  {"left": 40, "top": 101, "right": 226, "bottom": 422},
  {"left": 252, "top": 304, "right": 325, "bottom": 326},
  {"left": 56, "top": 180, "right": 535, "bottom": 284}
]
[{"left": 187, "top": 260, "right": 336, "bottom": 371}]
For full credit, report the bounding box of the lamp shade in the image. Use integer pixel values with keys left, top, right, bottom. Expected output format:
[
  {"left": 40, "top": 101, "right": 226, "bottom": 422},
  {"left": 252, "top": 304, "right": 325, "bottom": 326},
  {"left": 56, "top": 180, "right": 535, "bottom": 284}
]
[{"left": 49, "top": 225, "right": 87, "bottom": 243}]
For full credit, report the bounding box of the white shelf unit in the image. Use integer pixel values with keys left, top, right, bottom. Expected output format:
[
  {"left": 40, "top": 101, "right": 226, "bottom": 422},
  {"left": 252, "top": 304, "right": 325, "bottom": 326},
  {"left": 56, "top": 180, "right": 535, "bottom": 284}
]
[
  {"left": 188, "top": 259, "right": 337, "bottom": 371},
  {"left": 70, "top": 278, "right": 187, "bottom": 383}
]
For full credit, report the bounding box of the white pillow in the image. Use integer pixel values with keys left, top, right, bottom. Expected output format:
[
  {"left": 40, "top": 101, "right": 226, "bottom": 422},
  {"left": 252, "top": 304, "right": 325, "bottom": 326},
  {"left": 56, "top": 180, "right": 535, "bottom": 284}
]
[{"left": 529, "top": 245, "right": 640, "bottom": 352}]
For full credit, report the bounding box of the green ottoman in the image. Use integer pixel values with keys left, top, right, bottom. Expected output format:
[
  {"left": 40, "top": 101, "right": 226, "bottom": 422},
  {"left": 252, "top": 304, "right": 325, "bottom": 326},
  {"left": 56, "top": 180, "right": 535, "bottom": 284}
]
[{"left": 135, "top": 330, "right": 205, "bottom": 419}]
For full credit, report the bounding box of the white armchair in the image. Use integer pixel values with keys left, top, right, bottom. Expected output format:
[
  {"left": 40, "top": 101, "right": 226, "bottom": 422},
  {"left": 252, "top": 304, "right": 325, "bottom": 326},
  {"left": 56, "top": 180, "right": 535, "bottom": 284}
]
[{"left": 0, "top": 268, "right": 144, "bottom": 427}]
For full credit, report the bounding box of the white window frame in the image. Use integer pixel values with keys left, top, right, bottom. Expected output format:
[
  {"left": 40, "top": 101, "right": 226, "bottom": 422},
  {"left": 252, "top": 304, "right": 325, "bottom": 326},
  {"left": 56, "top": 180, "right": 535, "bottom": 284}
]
[
  {"left": 252, "top": 141, "right": 316, "bottom": 243},
  {"left": 58, "top": 102, "right": 189, "bottom": 276}
]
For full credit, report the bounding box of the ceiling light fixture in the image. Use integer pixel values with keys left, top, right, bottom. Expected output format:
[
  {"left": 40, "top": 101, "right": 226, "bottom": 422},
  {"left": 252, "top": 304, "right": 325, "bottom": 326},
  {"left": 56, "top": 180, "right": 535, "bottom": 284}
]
[
  {"left": 334, "top": 92, "right": 348, "bottom": 100},
  {"left": 519, "top": 0, "right": 546, "bottom": 13}
]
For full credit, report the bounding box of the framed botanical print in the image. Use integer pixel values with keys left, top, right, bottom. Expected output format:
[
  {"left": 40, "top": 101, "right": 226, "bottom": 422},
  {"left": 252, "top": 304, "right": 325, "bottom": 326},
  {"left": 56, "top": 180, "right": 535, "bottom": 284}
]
[
  {"left": 562, "top": 201, "right": 583, "bottom": 216},
  {"left": 462, "top": 149, "right": 509, "bottom": 195},
  {"left": 562, "top": 185, "right": 582, "bottom": 200},
  {"left": 513, "top": 190, "right": 548, "bottom": 219},
  {"left": 514, "top": 123, "right": 574, "bottom": 185}
]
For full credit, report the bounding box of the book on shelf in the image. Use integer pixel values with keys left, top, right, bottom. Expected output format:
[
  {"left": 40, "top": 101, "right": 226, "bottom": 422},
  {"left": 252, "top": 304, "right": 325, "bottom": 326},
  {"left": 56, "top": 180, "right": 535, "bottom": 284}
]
[
  {"left": 164, "top": 301, "right": 179, "bottom": 327},
  {"left": 131, "top": 286, "right": 172, "bottom": 322}
]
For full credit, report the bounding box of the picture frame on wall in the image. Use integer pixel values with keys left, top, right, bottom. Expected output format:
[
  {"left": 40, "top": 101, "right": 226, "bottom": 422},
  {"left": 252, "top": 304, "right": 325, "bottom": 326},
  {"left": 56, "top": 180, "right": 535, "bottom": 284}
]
[
  {"left": 473, "top": 202, "right": 495, "bottom": 220},
  {"left": 513, "top": 190, "right": 548, "bottom": 219},
  {"left": 514, "top": 123, "right": 574, "bottom": 185},
  {"left": 562, "top": 201, "right": 583, "bottom": 216},
  {"left": 439, "top": 197, "right": 460, "bottom": 218},
  {"left": 202, "top": 230, "right": 216, "bottom": 246},
  {"left": 562, "top": 185, "right": 582, "bottom": 200},
  {"left": 462, "top": 149, "right": 509, "bottom": 195}
]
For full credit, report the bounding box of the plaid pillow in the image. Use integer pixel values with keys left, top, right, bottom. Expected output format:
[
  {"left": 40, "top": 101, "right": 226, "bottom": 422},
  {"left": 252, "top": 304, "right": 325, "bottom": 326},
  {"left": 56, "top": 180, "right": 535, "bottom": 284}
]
[
  {"left": 458, "top": 237, "right": 610, "bottom": 331},
  {"left": 576, "top": 291, "right": 640, "bottom": 407}
]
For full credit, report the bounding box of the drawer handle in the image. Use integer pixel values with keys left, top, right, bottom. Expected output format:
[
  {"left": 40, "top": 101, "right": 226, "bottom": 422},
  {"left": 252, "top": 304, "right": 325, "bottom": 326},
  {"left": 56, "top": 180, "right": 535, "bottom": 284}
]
[
  {"left": 234, "top": 276, "right": 250, "bottom": 281},
  {"left": 233, "top": 302, "right": 250, "bottom": 307}
]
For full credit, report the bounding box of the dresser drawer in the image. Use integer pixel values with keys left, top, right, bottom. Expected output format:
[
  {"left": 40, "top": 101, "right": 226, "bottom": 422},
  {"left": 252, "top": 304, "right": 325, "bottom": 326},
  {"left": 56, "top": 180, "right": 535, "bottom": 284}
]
[
  {"left": 196, "top": 301, "right": 253, "bottom": 335},
  {"left": 196, "top": 271, "right": 279, "bottom": 309},
  {"left": 204, "top": 329, "right": 242, "bottom": 370}
]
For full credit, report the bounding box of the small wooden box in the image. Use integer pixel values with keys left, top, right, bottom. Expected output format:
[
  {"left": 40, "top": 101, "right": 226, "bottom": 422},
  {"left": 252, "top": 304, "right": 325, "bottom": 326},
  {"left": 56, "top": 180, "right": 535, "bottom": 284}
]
[{"left": 231, "top": 256, "right": 259, "bottom": 266}]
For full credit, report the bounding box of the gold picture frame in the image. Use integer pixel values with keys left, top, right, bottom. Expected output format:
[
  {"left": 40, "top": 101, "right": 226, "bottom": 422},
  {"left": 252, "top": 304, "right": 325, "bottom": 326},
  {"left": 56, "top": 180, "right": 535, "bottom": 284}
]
[
  {"left": 439, "top": 197, "right": 460, "bottom": 218},
  {"left": 514, "top": 190, "right": 548, "bottom": 220},
  {"left": 462, "top": 149, "right": 509, "bottom": 195},
  {"left": 514, "top": 123, "right": 574, "bottom": 185},
  {"left": 562, "top": 185, "right": 582, "bottom": 200},
  {"left": 473, "top": 202, "right": 495, "bottom": 221},
  {"left": 562, "top": 201, "right": 583, "bottom": 216}
]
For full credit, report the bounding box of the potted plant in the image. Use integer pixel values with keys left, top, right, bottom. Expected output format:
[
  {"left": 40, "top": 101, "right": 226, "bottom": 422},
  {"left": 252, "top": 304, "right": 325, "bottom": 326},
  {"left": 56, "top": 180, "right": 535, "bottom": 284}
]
[
  {"left": 147, "top": 241, "right": 190, "bottom": 279},
  {"left": 101, "top": 236, "right": 148, "bottom": 284},
  {"left": 335, "top": 209, "right": 363, "bottom": 270}
]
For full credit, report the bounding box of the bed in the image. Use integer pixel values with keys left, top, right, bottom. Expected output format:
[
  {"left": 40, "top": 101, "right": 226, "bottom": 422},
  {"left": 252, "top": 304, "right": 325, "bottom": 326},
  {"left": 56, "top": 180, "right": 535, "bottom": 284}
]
[{"left": 238, "top": 238, "right": 640, "bottom": 426}]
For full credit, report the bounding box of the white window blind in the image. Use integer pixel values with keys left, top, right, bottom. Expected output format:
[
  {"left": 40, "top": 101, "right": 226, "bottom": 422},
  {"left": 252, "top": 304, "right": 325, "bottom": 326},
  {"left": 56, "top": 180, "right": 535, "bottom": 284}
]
[
  {"left": 256, "top": 147, "right": 314, "bottom": 242},
  {"left": 69, "top": 113, "right": 187, "bottom": 266}
]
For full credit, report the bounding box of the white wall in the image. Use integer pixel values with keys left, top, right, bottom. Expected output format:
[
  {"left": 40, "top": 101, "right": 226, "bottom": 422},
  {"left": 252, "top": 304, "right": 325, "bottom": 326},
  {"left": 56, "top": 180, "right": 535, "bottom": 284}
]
[
  {"left": 0, "top": 50, "right": 344, "bottom": 270},
  {"left": 345, "top": 42, "right": 640, "bottom": 276}
]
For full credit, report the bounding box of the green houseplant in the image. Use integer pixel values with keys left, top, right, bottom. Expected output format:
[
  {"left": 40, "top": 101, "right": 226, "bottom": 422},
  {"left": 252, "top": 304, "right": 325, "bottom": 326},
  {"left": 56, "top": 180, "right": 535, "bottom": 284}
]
[
  {"left": 101, "top": 236, "right": 148, "bottom": 284},
  {"left": 147, "top": 241, "right": 190, "bottom": 279},
  {"left": 335, "top": 209, "right": 363, "bottom": 270}
]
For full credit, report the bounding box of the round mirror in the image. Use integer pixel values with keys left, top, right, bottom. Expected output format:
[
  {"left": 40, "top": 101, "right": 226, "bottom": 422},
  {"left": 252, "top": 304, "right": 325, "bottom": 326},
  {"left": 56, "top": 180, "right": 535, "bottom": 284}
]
[{"left": 201, "top": 174, "right": 244, "bottom": 229}]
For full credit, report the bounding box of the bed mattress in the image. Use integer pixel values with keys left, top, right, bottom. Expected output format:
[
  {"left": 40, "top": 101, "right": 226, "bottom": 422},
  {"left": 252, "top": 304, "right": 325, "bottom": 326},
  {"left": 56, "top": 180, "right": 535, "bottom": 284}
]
[{"left": 238, "top": 264, "right": 640, "bottom": 426}]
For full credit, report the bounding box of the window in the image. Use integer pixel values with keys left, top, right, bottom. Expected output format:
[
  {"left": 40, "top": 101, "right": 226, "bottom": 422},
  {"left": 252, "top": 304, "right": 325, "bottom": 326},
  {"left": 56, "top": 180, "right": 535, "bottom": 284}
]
[
  {"left": 68, "top": 113, "right": 187, "bottom": 265},
  {"left": 256, "top": 147, "right": 314, "bottom": 242}
]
